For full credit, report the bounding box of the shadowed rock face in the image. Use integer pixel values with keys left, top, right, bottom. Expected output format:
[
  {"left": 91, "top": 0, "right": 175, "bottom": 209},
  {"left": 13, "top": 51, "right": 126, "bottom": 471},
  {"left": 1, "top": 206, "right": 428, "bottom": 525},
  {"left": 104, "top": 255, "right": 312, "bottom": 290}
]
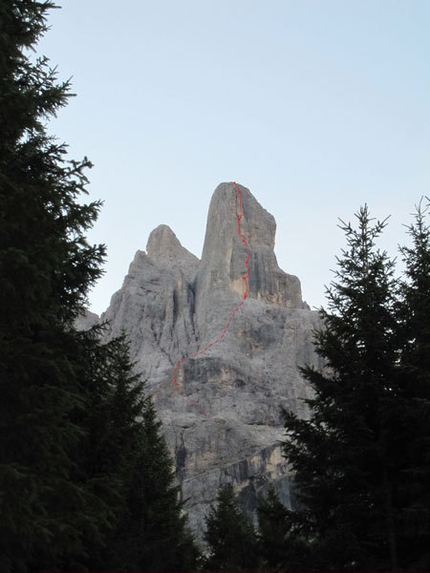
[{"left": 97, "top": 182, "right": 322, "bottom": 541}]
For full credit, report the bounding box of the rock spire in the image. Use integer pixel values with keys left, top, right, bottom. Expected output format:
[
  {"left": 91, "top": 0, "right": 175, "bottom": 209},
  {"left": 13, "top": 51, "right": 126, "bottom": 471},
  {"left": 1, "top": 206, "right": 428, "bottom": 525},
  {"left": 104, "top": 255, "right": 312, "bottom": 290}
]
[{"left": 96, "top": 182, "right": 321, "bottom": 542}]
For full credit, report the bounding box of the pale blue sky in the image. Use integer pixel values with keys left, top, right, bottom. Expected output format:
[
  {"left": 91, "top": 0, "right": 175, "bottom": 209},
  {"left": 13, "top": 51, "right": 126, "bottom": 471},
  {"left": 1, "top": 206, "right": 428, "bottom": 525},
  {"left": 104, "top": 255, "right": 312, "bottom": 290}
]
[{"left": 39, "top": 1, "right": 430, "bottom": 313}]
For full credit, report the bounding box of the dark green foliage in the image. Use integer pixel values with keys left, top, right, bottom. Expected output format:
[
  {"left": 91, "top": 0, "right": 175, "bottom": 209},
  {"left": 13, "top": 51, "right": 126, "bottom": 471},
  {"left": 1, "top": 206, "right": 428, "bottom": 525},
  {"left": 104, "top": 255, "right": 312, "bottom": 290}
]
[
  {"left": 93, "top": 360, "right": 199, "bottom": 572},
  {"left": 257, "top": 486, "right": 314, "bottom": 572},
  {"left": 281, "top": 204, "right": 430, "bottom": 571},
  {"left": 283, "top": 207, "right": 397, "bottom": 570},
  {"left": 0, "top": 2, "right": 105, "bottom": 569},
  {"left": 0, "top": 3, "right": 104, "bottom": 328},
  {"left": 394, "top": 199, "right": 430, "bottom": 570},
  {"left": 0, "top": 2, "right": 198, "bottom": 571},
  {"left": 203, "top": 485, "right": 260, "bottom": 572},
  {"left": 286, "top": 207, "right": 399, "bottom": 571},
  {"left": 132, "top": 397, "right": 199, "bottom": 572},
  {"left": 69, "top": 330, "right": 147, "bottom": 571}
]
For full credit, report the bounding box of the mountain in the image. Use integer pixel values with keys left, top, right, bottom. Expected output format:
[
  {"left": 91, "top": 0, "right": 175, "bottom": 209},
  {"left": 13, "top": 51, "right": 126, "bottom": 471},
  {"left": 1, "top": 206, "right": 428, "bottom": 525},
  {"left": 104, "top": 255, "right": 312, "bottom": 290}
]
[{"left": 94, "top": 182, "right": 322, "bottom": 538}]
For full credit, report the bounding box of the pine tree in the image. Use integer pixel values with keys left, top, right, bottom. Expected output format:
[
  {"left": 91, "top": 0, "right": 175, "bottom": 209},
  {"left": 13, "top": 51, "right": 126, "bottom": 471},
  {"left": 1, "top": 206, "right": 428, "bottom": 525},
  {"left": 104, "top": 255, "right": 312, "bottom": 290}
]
[
  {"left": 393, "top": 199, "right": 430, "bottom": 570},
  {"left": 0, "top": 2, "right": 105, "bottom": 569},
  {"left": 203, "top": 485, "right": 260, "bottom": 572},
  {"left": 71, "top": 331, "right": 199, "bottom": 572},
  {"left": 282, "top": 206, "right": 401, "bottom": 571},
  {"left": 112, "top": 391, "right": 199, "bottom": 572},
  {"left": 0, "top": 3, "right": 199, "bottom": 571},
  {"left": 67, "top": 330, "right": 146, "bottom": 571},
  {"left": 101, "top": 362, "right": 199, "bottom": 572},
  {"left": 257, "top": 487, "right": 314, "bottom": 572}
]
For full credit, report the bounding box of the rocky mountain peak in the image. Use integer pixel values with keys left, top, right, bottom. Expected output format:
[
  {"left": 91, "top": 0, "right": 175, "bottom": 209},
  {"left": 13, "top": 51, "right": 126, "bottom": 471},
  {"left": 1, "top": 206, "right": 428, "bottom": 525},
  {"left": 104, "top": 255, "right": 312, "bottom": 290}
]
[
  {"left": 147, "top": 224, "right": 185, "bottom": 262},
  {"left": 96, "top": 182, "right": 321, "bottom": 543},
  {"left": 195, "top": 183, "right": 305, "bottom": 346},
  {"left": 146, "top": 224, "right": 199, "bottom": 278},
  {"left": 203, "top": 182, "right": 276, "bottom": 253}
]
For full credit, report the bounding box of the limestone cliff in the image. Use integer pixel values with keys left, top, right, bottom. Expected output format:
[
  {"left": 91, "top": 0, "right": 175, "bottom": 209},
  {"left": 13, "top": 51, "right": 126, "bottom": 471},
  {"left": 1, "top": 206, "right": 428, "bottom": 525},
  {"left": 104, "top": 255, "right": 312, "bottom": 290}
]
[{"left": 99, "top": 182, "right": 322, "bottom": 538}]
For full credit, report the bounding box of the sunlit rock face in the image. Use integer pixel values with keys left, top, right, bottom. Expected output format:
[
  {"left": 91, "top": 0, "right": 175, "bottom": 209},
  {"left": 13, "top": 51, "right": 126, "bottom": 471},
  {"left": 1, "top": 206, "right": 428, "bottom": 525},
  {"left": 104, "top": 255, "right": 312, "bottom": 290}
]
[{"left": 98, "top": 182, "right": 322, "bottom": 541}]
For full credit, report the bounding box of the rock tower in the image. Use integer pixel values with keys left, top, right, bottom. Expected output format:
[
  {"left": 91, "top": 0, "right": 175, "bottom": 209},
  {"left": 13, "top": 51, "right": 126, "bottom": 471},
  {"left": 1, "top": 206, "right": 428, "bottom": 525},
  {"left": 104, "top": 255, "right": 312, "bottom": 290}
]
[{"left": 99, "top": 182, "right": 322, "bottom": 536}]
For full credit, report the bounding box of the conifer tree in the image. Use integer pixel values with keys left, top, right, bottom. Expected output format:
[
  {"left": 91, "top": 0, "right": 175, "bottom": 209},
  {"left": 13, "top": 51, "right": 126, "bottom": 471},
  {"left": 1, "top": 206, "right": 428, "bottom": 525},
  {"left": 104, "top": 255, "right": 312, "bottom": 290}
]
[
  {"left": 0, "top": 3, "right": 198, "bottom": 571},
  {"left": 113, "top": 391, "right": 199, "bottom": 572},
  {"left": 73, "top": 331, "right": 199, "bottom": 572},
  {"left": 282, "top": 206, "right": 401, "bottom": 571},
  {"left": 257, "top": 487, "right": 313, "bottom": 572},
  {"left": 0, "top": 1, "right": 106, "bottom": 569},
  {"left": 203, "top": 485, "right": 260, "bottom": 572},
  {"left": 394, "top": 199, "right": 430, "bottom": 570}
]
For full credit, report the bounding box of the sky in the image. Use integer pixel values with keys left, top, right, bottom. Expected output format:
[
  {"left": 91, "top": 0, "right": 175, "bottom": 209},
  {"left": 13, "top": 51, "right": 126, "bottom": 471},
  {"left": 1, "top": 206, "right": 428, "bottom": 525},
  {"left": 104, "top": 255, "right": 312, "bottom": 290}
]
[{"left": 38, "top": 0, "right": 430, "bottom": 314}]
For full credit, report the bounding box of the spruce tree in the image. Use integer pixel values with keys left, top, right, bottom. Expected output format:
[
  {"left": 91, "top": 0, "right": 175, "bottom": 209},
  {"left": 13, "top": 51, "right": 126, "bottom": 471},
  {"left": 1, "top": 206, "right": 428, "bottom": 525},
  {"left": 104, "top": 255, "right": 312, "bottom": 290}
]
[
  {"left": 282, "top": 206, "right": 401, "bottom": 571},
  {"left": 0, "top": 1, "right": 105, "bottom": 569},
  {"left": 203, "top": 485, "right": 260, "bottom": 572},
  {"left": 0, "top": 3, "right": 198, "bottom": 571},
  {"left": 110, "top": 391, "right": 199, "bottom": 572},
  {"left": 394, "top": 199, "right": 430, "bottom": 570},
  {"left": 72, "top": 331, "right": 199, "bottom": 572},
  {"left": 257, "top": 487, "right": 313, "bottom": 572}
]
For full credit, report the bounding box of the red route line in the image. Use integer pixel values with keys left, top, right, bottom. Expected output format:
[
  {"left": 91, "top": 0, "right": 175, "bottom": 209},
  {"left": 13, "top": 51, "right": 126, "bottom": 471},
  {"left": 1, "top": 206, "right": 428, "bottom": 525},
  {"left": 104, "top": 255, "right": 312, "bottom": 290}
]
[{"left": 173, "top": 182, "right": 251, "bottom": 419}]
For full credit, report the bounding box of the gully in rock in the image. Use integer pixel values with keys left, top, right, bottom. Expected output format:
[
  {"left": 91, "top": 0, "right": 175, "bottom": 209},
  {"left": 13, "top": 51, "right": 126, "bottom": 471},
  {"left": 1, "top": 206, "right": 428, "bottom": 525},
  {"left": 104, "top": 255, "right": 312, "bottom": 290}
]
[{"left": 172, "top": 182, "right": 251, "bottom": 418}]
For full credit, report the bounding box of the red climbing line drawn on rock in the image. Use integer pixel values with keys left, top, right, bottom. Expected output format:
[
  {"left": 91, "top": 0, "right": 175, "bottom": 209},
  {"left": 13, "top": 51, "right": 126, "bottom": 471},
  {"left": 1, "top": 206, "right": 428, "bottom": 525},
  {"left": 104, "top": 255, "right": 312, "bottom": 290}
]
[{"left": 173, "top": 182, "right": 251, "bottom": 418}]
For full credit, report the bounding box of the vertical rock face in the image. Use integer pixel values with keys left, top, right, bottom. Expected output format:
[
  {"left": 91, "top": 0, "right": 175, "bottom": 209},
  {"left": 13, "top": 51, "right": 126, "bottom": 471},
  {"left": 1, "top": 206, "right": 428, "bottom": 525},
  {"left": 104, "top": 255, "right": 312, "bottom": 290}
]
[
  {"left": 100, "top": 182, "right": 322, "bottom": 540},
  {"left": 195, "top": 183, "right": 303, "bottom": 346}
]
